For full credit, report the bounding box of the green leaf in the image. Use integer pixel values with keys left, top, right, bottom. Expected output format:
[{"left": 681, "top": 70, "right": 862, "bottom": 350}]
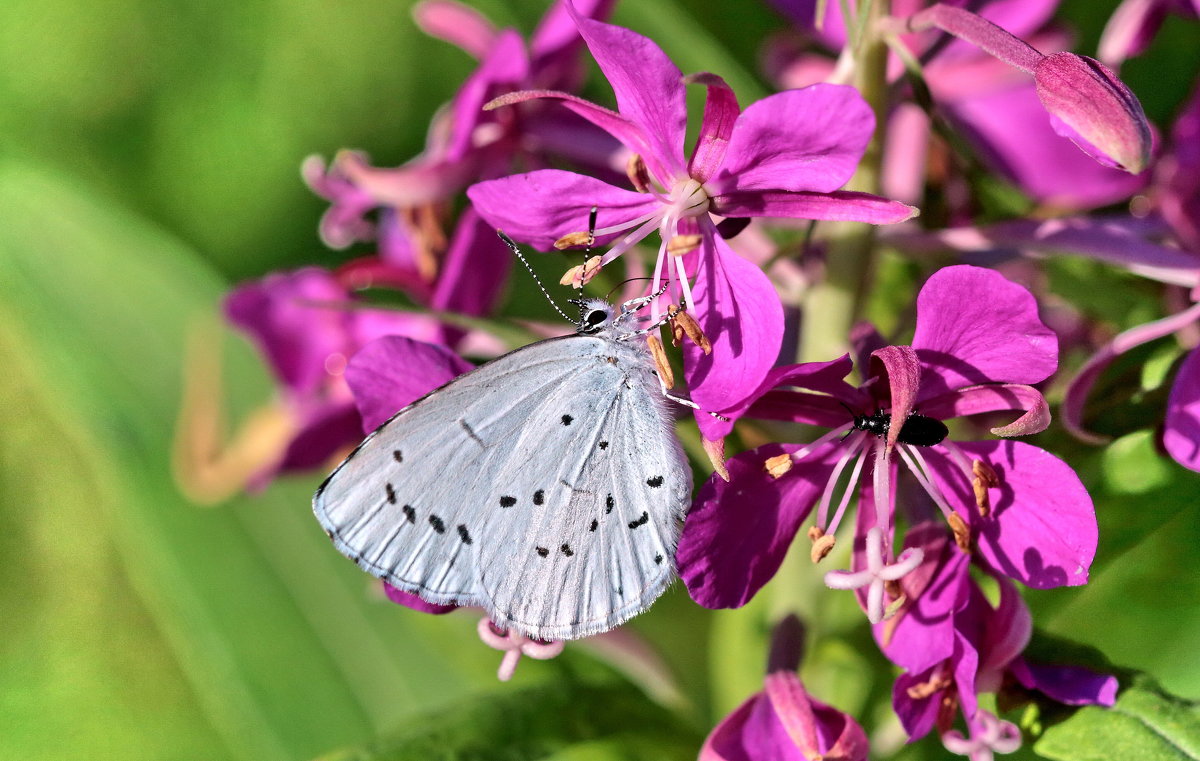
[
  {"left": 1035, "top": 677, "right": 1200, "bottom": 761},
  {"left": 315, "top": 681, "right": 703, "bottom": 761}
]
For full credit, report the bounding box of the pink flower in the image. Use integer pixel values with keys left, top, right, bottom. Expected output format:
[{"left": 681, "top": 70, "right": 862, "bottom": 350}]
[
  {"left": 223, "top": 268, "right": 418, "bottom": 480},
  {"left": 1099, "top": 0, "right": 1200, "bottom": 67},
  {"left": 883, "top": 525, "right": 1116, "bottom": 755},
  {"left": 469, "top": 6, "right": 914, "bottom": 435},
  {"left": 677, "top": 266, "right": 1097, "bottom": 615},
  {"left": 701, "top": 615, "right": 869, "bottom": 761},
  {"left": 768, "top": 0, "right": 1151, "bottom": 208}
]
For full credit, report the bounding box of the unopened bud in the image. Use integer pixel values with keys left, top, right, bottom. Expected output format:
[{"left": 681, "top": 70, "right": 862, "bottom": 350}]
[{"left": 1034, "top": 52, "right": 1152, "bottom": 174}]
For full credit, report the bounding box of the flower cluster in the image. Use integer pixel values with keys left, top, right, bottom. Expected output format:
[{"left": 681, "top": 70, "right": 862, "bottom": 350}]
[{"left": 189, "top": 0, "right": 1200, "bottom": 758}]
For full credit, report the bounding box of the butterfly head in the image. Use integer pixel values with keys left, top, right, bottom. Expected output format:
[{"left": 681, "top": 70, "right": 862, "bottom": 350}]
[{"left": 568, "top": 298, "right": 616, "bottom": 335}]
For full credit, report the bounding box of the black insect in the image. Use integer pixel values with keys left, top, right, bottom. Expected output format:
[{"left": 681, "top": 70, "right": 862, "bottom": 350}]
[{"left": 850, "top": 408, "right": 948, "bottom": 447}]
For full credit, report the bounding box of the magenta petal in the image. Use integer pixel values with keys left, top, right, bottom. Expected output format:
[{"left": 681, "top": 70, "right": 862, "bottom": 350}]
[
  {"left": 870, "top": 345, "right": 922, "bottom": 449},
  {"left": 877, "top": 527, "right": 971, "bottom": 674},
  {"left": 1034, "top": 53, "right": 1152, "bottom": 173},
  {"left": 705, "top": 356, "right": 855, "bottom": 439},
  {"left": 711, "top": 189, "right": 917, "bottom": 224},
  {"left": 467, "top": 170, "right": 660, "bottom": 250},
  {"left": 224, "top": 268, "right": 358, "bottom": 396},
  {"left": 569, "top": 10, "right": 687, "bottom": 182},
  {"left": 277, "top": 402, "right": 364, "bottom": 473},
  {"left": 919, "top": 384, "right": 1051, "bottom": 436},
  {"left": 686, "top": 72, "right": 740, "bottom": 184},
  {"left": 384, "top": 583, "right": 459, "bottom": 614},
  {"left": 912, "top": 265, "right": 1058, "bottom": 396},
  {"left": 892, "top": 667, "right": 944, "bottom": 740},
  {"left": 345, "top": 336, "right": 474, "bottom": 433},
  {"left": 928, "top": 441, "right": 1097, "bottom": 589},
  {"left": 1165, "top": 347, "right": 1200, "bottom": 472},
  {"left": 530, "top": 0, "right": 615, "bottom": 83},
  {"left": 685, "top": 232, "right": 785, "bottom": 436},
  {"left": 677, "top": 441, "right": 840, "bottom": 609},
  {"left": 710, "top": 84, "right": 874, "bottom": 195},
  {"left": 977, "top": 577, "right": 1032, "bottom": 684},
  {"left": 1009, "top": 659, "right": 1119, "bottom": 706},
  {"left": 431, "top": 207, "right": 512, "bottom": 319}
]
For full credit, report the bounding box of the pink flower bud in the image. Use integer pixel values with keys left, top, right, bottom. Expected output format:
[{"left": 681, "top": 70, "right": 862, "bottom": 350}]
[{"left": 1034, "top": 52, "right": 1152, "bottom": 173}]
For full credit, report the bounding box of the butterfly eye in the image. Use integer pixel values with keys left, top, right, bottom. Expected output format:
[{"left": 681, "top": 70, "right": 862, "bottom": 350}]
[{"left": 585, "top": 309, "right": 609, "bottom": 326}]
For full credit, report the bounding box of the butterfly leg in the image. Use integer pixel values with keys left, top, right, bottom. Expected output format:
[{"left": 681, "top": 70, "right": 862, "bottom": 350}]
[{"left": 617, "top": 281, "right": 671, "bottom": 319}]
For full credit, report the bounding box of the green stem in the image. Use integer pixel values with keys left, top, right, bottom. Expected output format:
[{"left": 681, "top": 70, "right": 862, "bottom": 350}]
[
  {"left": 798, "top": 0, "right": 891, "bottom": 365},
  {"left": 775, "top": 0, "right": 892, "bottom": 619}
]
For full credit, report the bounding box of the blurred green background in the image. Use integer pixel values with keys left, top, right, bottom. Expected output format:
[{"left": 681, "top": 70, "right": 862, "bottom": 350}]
[{"left": 2, "top": 1, "right": 1198, "bottom": 759}]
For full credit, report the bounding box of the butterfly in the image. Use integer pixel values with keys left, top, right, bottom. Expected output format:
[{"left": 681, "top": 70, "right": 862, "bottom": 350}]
[{"left": 313, "top": 273, "right": 692, "bottom": 641}]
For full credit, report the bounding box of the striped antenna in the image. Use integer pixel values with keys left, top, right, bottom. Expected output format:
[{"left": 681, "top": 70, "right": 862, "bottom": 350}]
[
  {"left": 586, "top": 205, "right": 598, "bottom": 253},
  {"left": 496, "top": 230, "right": 574, "bottom": 324}
]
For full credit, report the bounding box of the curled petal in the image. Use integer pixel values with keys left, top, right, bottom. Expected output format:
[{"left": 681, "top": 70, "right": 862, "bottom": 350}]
[
  {"left": 684, "top": 230, "right": 785, "bottom": 438},
  {"left": 336, "top": 151, "right": 477, "bottom": 209},
  {"left": 912, "top": 265, "right": 1058, "bottom": 396},
  {"left": 709, "top": 84, "right": 875, "bottom": 195},
  {"left": 1063, "top": 301, "right": 1200, "bottom": 444},
  {"left": 1165, "top": 347, "right": 1200, "bottom": 472},
  {"left": 467, "top": 170, "right": 660, "bottom": 251},
  {"left": 677, "top": 442, "right": 841, "bottom": 609},
  {"left": 869, "top": 345, "right": 922, "bottom": 450},
  {"left": 928, "top": 440, "right": 1097, "bottom": 589},
  {"left": 345, "top": 336, "right": 474, "bottom": 432},
  {"left": 919, "top": 383, "right": 1051, "bottom": 436},
  {"left": 685, "top": 72, "right": 739, "bottom": 184},
  {"left": 711, "top": 189, "right": 918, "bottom": 224}
]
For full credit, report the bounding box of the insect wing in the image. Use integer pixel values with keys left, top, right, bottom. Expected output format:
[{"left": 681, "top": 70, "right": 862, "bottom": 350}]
[
  {"left": 313, "top": 336, "right": 605, "bottom": 608},
  {"left": 477, "top": 360, "right": 690, "bottom": 641}
]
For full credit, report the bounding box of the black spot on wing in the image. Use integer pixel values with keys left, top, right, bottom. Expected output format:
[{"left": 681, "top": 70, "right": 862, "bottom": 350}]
[
  {"left": 646, "top": 475, "right": 663, "bottom": 488},
  {"left": 499, "top": 495, "right": 517, "bottom": 508},
  {"left": 393, "top": 450, "right": 403, "bottom": 463},
  {"left": 429, "top": 514, "right": 446, "bottom": 533},
  {"left": 561, "top": 414, "right": 573, "bottom": 425},
  {"left": 385, "top": 483, "right": 397, "bottom": 504},
  {"left": 599, "top": 441, "right": 609, "bottom": 450},
  {"left": 654, "top": 554, "right": 663, "bottom": 564},
  {"left": 533, "top": 490, "right": 544, "bottom": 505},
  {"left": 535, "top": 546, "right": 549, "bottom": 557},
  {"left": 561, "top": 544, "right": 574, "bottom": 557},
  {"left": 628, "top": 512, "right": 649, "bottom": 529},
  {"left": 457, "top": 525, "right": 472, "bottom": 544},
  {"left": 589, "top": 519, "right": 598, "bottom": 532},
  {"left": 402, "top": 505, "right": 416, "bottom": 523},
  {"left": 605, "top": 494, "right": 614, "bottom": 514}
]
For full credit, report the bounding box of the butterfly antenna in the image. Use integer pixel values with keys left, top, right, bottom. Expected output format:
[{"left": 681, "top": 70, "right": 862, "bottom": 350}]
[
  {"left": 496, "top": 230, "right": 574, "bottom": 323},
  {"left": 585, "top": 205, "right": 598, "bottom": 254}
]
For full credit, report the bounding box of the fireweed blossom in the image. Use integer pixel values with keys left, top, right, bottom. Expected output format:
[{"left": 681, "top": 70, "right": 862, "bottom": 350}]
[
  {"left": 892, "top": 82, "right": 1200, "bottom": 470},
  {"left": 881, "top": 524, "right": 1116, "bottom": 757},
  {"left": 677, "top": 265, "right": 1097, "bottom": 622},
  {"left": 766, "top": 0, "right": 1151, "bottom": 209},
  {"left": 1099, "top": 0, "right": 1200, "bottom": 67},
  {"left": 701, "top": 615, "right": 869, "bottom": 761},
  {"left": 468, "top": 6, "right": 916, "bottom": 433},
  {"left": 304, "top": 0, "right": 621, "bottom": 281}
]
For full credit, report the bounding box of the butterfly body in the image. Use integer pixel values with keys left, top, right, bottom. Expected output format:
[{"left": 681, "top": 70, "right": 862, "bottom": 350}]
[{"left": 314, "top": 299, "right": 691, "bottom": 641}]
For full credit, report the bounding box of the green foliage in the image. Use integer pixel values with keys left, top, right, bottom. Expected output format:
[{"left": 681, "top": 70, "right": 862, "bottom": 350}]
[{"left": 1036, "top": 677, "right": 1200, "bottom": 761}]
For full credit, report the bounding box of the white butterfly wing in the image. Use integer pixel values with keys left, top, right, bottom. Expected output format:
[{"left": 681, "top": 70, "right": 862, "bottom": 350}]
[
  {"left": 313, "top": 333, "right": 691, "bottom": 640},
  {"left": 478, "top": 371, "right": 690, "bottom": 641}
]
